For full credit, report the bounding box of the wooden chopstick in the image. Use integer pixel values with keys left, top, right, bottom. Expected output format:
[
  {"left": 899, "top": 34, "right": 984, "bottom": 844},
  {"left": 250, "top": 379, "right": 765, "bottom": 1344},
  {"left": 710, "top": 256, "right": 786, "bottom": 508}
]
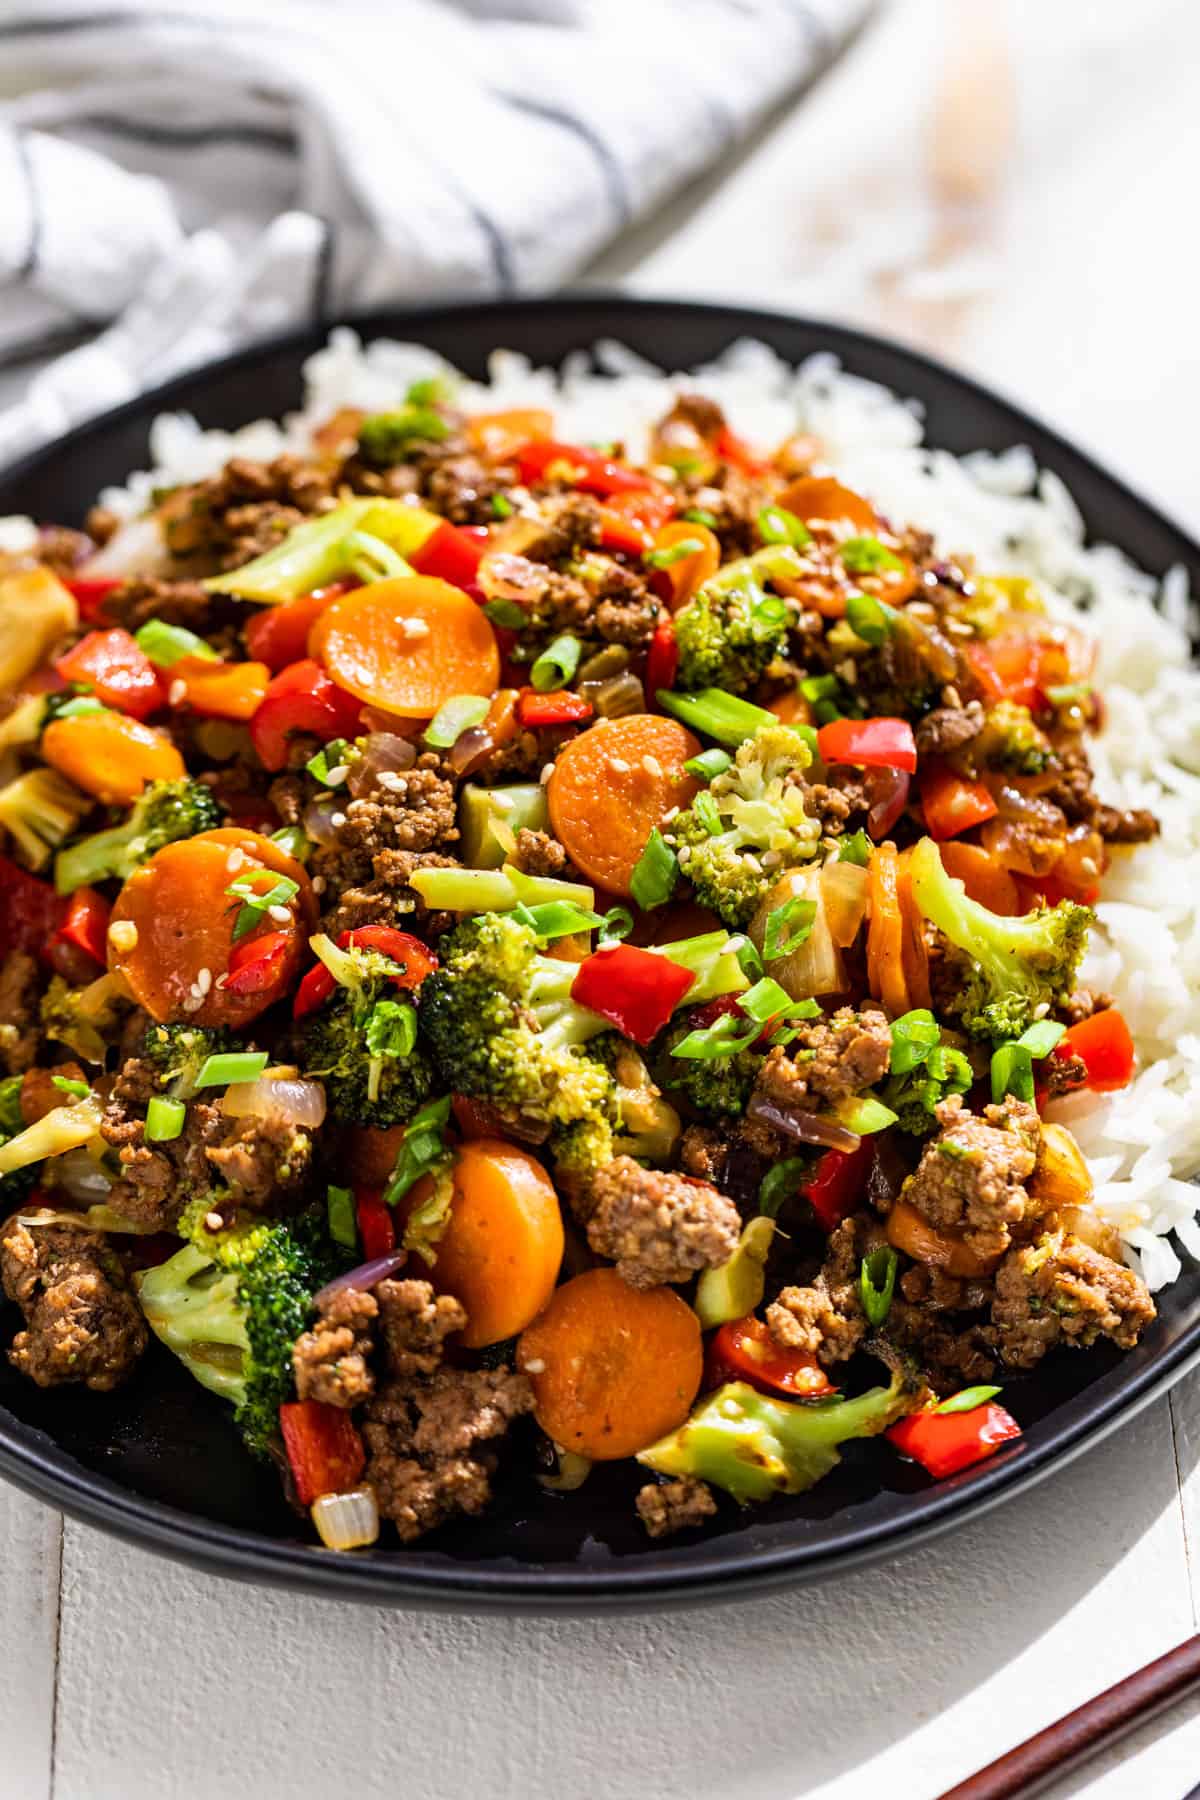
[{"left": 935, "top": 1634, "right": 1200, "bottom": 1799}]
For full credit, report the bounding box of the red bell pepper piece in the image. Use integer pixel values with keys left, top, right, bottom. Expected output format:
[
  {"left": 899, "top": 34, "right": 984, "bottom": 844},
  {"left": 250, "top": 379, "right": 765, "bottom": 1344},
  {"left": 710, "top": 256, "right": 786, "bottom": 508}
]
[
  {"left": 65, "top": 576, "right": 123, "bottom": 623},
  {"left": 965, "top": 637, "right": 1042, "bottom": 710},
  {"left": 408, "top": 519, "right": 489, "bottom": 591},
  {"left": 715, "top": 425, "right": 770, "bottom": 478},
  {"left": 243, "top": 586, "right": 349, "bottom": 672},
  {"left": 570, "top": 943, "right": 696, "bottom": 1046},
  {"left": 595, "top": 488, "right": 678, "bottom": 557},
  {"left": 516, "top": 688, "right": 593, "bottom": 729},
  {"left": 223, "top": 929, "right": 294, "bottom": 996},
  {"left": 645, "top": 615, "right": 678, "bottom": 695},
  {"left": 249, "top": 658, "right": 363, "bottom": 772},
  {"left": 886, "top": 1398, "right": 1022, "bottom": 1480},
  {"left": 818, "top": 716, "right": 918, "bottom": 774},
  {"left": 1054, "top": 1009, "right": 1135, "bottom": 1092},
  {"left": 56, "top": 628, "right": 165, "bottom": 719},
  {"left": 355, "top": 1185, "right": 395, "bottom": 1261},
  {"left": 51, "top": 887, "right": 111, "bottom": 969},
  {"left": 918, "top": 763, "right": 999, "bottom": 840},
  {"left": 1015, "top": 870, "right": 1102, "bottom": 911},
  {"left": 0, "top": 855, "right": 66, "bottom": 957},
  {"left": 802, "top": 1141, "right": 874, "bottom": 1232},
  {"left": 515, "top": 439, "right": 651, "bottom": 497},
  {"left": 706, "top": 1315, "right": 835, "bottom": 1400},
  {"left": 278, "top": 1399, "right": 366, "bottom": 1505},
  {"left": 291, "top": 926, "right": 438, "bottom": 1019}
]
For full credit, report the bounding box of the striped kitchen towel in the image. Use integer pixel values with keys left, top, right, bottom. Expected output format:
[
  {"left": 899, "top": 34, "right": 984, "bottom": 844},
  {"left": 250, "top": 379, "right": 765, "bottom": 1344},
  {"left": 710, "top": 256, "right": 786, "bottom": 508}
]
[{"left": 0, "top": 0, "right": 872, "bottom": 462}]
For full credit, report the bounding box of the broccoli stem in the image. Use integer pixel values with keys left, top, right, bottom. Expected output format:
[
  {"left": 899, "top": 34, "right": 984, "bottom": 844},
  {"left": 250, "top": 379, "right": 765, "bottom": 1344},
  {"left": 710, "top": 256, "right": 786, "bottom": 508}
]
[
  {"left": 204, "top": 498, "right": 441, "bottom": 601},
  {"left": 409, "top": 862, "right": 596, "bottom": 914}
]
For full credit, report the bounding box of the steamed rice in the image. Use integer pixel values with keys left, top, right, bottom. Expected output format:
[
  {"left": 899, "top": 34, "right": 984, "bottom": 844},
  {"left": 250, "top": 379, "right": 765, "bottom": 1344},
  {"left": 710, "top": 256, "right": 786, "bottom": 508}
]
[{"left": 65, "top": 331, "right": 1200, "bottom": 1290}]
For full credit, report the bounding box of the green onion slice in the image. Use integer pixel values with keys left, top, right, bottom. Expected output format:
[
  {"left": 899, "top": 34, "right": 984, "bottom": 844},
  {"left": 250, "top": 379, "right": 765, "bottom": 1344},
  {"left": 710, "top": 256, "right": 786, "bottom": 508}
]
[
  {"left": 511, "top": 899, "right": 604, "bottom": 940},
  {"left": 326, "top": 1184, "right": 357, "bottom": 1250},
  {"left": 656, "top": 687, "right": 778, "bottom": 747},
  {"left": 629, "top": 828, "right": 678, "bottom": 910},
  {"left": 1018, "top": 1019, "right": 1068, "bottom": 1059},
  {"left": 306, "top": 738, "right": 353, "bottom": 786},
  {"left": 145, "top": 1095, "right": 186, "bottom": 1142},
  {"left": 598, "top": 905, "right": 634, "bottom": 943},
  {"left": 839, "top": 535, "right": 904, "bottom": 575},
  {"left": 645, "top": 537, "right": 705, "bottom": 570},
  {"left": 763, "top": 896, "right": 816, "bottom": 961},
  {"left": 838, "top": 829, "right": 872, "bottom": 866},
  {"left": 194, "top": 1051, "right": 269, "bottom": 1090},
  {"left": 860, "top": 1247, "right": 898, "bottom": 1326},
  {"left": 844, "top": 593, "right": 896, "bottom": 646},
  {"left": 226, "top": 873, "right": 300, "bottom": 941},
  {"left": 530, "top": 634, "right": 583, "bottom": 692},
  {"left": 134, "top": 620, "right": 219, "bottom": 667},
  {"left": 889, "top": 1008, "right": 941, "bottom": 1075},
  {"left": 491, "top": 493, "right": 515, "bottom": 519},
  {"left": 758, "top": 1155, "right": 812, "bottom": 1219},
  {"left": 384, "top": 1095, "right": 454, "bottom": 1207},
  {"left": 51, "top": 1075, "right": 90, "bottom": 1100},
  {"left": 936, "top": 1385, "right": 1003, "bottom": 1415},
  {"left": 681, "top": 507, "right": 719, "bottom": 529},
  {"left": 683, "top": 747, "right": 732, "bottom": 783},
  {"left": 757, "top": 505, "right": 811, "bottom": 549},
  {"left": 425, "top": 694, "right": 490, "bottom": 748},
  {"left": 990, "top": 1040, "right": 1034, "bottom": 1104},
  {"left": 691, "top": 791, "right": 723, "bottom": 837},
  {"left": 482, "top": 599, "right": 528, "bottom": 628}
]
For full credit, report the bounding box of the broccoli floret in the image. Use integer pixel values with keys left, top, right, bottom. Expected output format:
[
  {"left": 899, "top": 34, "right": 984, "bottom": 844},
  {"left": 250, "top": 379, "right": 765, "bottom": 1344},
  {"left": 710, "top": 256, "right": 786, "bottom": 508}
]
[
  {"left": 357, "top": 405, "right": 452, "bottom": 466},
  {"left": 135, "top": 1204, "right": 345, "bottom": 1459},
  {"left": 40, "top": 972, "right": 127, "bottom": 1065},
  {"left": 587, "top": 1032, "right": 682, "bottom": 1161},
  {"left": 0, "top": 768, "right": 91, "bottom": 871},
  {"left": 675, "top": 584, "right": 791, "bottom": 694},
  {"left": 883, "top": 1046, "right": 974, "bottom": 1135},
  {"left": 303, "top": 990, "right": 435, "bottom": 1128},
  {"left": 910, "top": 836, "right": 1091, "bottom": 1041},
  {"left": 0, "top": 1074, "right": 36, "bottom": 1207},
  {"left": 971, "top": 701, "right": 1053, "bottom": 776},
  {"left": 667, "top": 725, "right": 821, "bottom": 927},
  {"left": 53, "top": 777, "right": 221, "bottom": 894},
  {"left": 656, "top": 1014, "right": 761, "bottom": 1118},
  {"left": 138, "top": 1021, "right": 236, "bottom": 1097},
  {"left": 638, "top": 1372, "right": 913, "bottom": 1503}
]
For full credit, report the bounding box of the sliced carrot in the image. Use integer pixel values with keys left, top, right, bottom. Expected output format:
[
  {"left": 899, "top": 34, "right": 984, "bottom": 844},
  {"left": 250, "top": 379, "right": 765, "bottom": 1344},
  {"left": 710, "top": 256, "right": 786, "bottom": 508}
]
[
  {"left": 546, "top": 713, "right": 700, "bottom": 898},
  {"left": 189, "top": 827, "right": 317, "bottom": 930},
  {"left": 938, "top": 841, "right": 1020, "bottom": 916},
  {"left": 896, "top": 847, "right": 932, "bottom": 1012},
  {"left": 651, "top": 519, "right": 721, "bottom": 611},
  {"left": 405, "top": 1137, "right": 564, "bottom": 1348},
  {"left": 777, "top": 475, "right": 878, "bottom": 531},
  {"left": 866, "top": 841, "right": 911, "bottom": 1017},
  {"left": 466, "top": 407, "right": 554, "bottom": 459},
  {"left": 42, "top": 710, "right": 184, "bottom": 805},
  {"left": 886, "top": 1198, "right": 1003, "bottom": 1279},
  {"left": 517, "top": 1268, "right": 703, "bottom": 1461},
  {"left": 107, "top": 834, "right": 306, "bottom": 1027},
  {"left": 310, "top": 576, "right": 500, "bottom": 719},
  {"left": 171, "top": 656, "right": 271, "bottom": 720}
]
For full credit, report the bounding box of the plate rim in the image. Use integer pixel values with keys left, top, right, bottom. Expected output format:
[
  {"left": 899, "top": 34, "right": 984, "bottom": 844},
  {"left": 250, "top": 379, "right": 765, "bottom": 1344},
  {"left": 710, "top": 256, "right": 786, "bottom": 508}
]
[{"left": 2, "top": 290, "right": 1198, "bottom": 1611}]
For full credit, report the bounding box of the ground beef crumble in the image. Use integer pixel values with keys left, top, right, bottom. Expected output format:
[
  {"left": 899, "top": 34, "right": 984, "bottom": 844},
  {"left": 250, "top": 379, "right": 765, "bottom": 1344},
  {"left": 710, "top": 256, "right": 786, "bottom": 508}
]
[
  {"left": 0, "top": 951, "right": 42, "bottom": 1076},
  {"left": 292, "top": 1287, "right": 378, "bottom": 1408},
  {"left": 742, "top": 1009, "right": 892, "bottom": 1157},
  {"left": 989, "top": 1229, "right": 1155, "bottom": 1368},
  {"left": 636, "top": 1477, "right": 718, "bottom": 1539},
  {"left": 509, "top": 828, "right": 568, "bottom": 878},
  {"left": 583, "top": 1156, "right": 741, "bottom": 1289},
  {"left": 900, "top": 1094, "right": 1041, "bottom": 1262},
  {"left": 0, "top": 1219, "right": 146, "bottom": 1390},
  {"left": 768, "top": 1215, "right": 873, "bottom": 1366}
]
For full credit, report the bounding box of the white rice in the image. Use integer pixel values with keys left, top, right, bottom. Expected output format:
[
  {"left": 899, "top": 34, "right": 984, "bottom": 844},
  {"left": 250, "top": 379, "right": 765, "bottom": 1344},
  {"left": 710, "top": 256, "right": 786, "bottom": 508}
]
[{"left": 19, "top": 328, "right": 1200, "bottom": 1289}]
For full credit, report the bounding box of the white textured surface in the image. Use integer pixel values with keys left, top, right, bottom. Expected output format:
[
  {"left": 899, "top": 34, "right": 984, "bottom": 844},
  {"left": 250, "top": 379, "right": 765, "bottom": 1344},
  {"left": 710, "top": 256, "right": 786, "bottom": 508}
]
[{"left": 5, "top": 3, "right": 1200, "bottom": 1797}]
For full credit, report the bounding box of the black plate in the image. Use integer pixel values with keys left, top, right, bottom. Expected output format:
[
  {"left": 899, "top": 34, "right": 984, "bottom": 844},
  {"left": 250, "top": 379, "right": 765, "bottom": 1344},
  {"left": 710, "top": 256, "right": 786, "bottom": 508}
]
[{"left": 2, "top": 296, "right": 1198, "bottom": 1612}]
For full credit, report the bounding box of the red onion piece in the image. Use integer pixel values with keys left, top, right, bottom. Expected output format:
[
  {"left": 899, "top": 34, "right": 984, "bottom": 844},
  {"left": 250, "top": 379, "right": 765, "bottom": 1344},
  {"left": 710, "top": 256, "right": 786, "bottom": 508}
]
[
  {"left": 448, "top": 724, "right": 494, "bottom": 776},
  {"left": 303, "top": 795, "right": 342, "bottom": 847},
  {"left": 865, "top": 765, "right": 911, "bottom": 840},
  {"left": 747, "top": 1097, "right": 861, "bottom": 1155},
  {"left": 347, "top": 732, "right": 417, "bottom": 798},
  {"left": 315, "top": 1251, "right": 407, "bottom": 1306}
]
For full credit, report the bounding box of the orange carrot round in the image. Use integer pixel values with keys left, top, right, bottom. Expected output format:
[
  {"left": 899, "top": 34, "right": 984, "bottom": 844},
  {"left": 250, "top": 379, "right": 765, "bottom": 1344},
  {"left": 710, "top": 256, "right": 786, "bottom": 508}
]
[
  {"left": 466, "top": 407, "right": 554, "bottom": 459},
  {"left": 172, "top": 656, "right": 270, "bottom": 720},
  {"left": 410, "top": 1137, "right": 564, "bottom": 1348},
  {"left": 777, "top": 475, "right": 878, "bottom": 531},
  {"left": 189, "top": 827, "right": 317, "bottom": 929},
  {"left": 310, "top": 575, "right": 499, "bottom": 718},
  {"left": 866, "top": 841, "right": 910, "bottom": 1017},
  {"left": 108, "top": 834, "right": 305, "bottom": 1027},
  {"left": 42, "top": 711, "right": 184, "bottom": 805},
  {"left": 651, "top": 519, "right": 721, "bottom": 611},
  {"left": 546, "top": 713, "right": 700, "bottom": 897},
  {"left": 939, "top": 840, "right": 1020, "bottom": 916},
  {"left": 517, "top": 1268, "right": 702, "bottom": 1461}
]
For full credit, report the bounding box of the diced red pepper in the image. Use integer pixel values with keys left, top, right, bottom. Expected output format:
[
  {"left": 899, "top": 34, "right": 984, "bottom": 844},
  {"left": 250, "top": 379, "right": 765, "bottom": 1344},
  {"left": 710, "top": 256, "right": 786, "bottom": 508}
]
[
  {"left": 223, "top": 929, "right": 294, "bottom": 996},
  {"left": 570, "top": 943, "right": 696, "bottom": 1046},
  {"left": 705, "top": 1315, "right": 835, "bottom": 1400},
  {"left": 817, "top": 716, "right": 918, "bottom": 774},
  {"left": 596, "top": 488, "right": 678, "bottom": 557},
  {"left": 803, "top": 1141, "right": 873, "bottom": 1232},
  {"left": 515, "top": 439, "right": 652, "bottom": 497},
  {"left": 886, "top": 1399, "right": 1022, "bottom": 1480},
  {"left": 355, "top": 1186, "right": 395, "bottom": 1261},
  {"left": 51, "top": 887, "right": 110, "bottom": 969},
  {"left": 645, "top": 615, "right": 678, "bottom": 695},
  {"left": 278, "top": 1400, "right": 366, "bottom": 1506},
  {"left": 966, "top": 636, "right": 1041, "bottom": 709},
  {"left": 249, "top": 658, "right": 363, "bottom": 772},
  {"left": 0, "top": 855, "right": 66, "bottom": 957},
  {"left": 715, "top": 425, "right": 770, "bottom": 478},
  {"left": 516, "top": 688, "right": 593, "bottom": 729},
  {"left": 918, "top": 763, "right": 999, "bottom": 840},
  {"left": 243, "top": 587, "right": 348, "bottom": 672},
  {"left": 292, "top": 962, "right": 337, "bottom": 1020},
  {"left": 1055, "top": 1008, "right": 1135, "bottom": 1092},
  {"left": 1015, "top": 870, "right": 1102, "bottom": 911},
  {"left": 65, "top": 576, "right": 123, "bottom": 623},
  {"left": 291, "top": 926, "right": 438, "bottom": 1019},
  {"left": 408, "top": 518, "right": 489, "bottom": 592},
  {"left": 56, "top": 628, "right": 165, "bottom": 719}
]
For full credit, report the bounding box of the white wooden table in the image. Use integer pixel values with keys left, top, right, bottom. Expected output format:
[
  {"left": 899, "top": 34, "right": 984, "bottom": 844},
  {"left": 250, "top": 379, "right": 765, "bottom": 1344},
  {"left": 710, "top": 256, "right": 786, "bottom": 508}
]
[{"left": 5, "top": 3, "right": 1200, "bottom": 1796}]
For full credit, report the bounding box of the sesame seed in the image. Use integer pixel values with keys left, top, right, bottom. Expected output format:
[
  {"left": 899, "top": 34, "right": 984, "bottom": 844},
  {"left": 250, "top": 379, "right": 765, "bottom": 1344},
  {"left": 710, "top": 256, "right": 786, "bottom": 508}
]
[
  {"left": 641, "top": 754, "right": 663, "bottom": 779},
  {"left": 943, "top": 684, "right": 962, "bottom": 708},
  {"left": 491, "top": 792, "right": 515, "bottom": 812},
  {"left": 376, "top": 771, "right": 403, "bottom": 793},
  {"left": 214, "top": 972, "right": 229, "bottom": 990},
  {"left": 523, "top": 1357, "right": 546, "bottom": 1375},
  {"left": 311, "top": 876, "right": 326, "bottom": 895},
  {"left": 181, "top": 995, "right": 203, "bottom": 1014},
  {"left": 1033, "top": 1001, "right": 1050, "bottom": 1019},
  {"left": 725, "top": 935, "right": 746, "bottom": 952},
  {"left": 539, "top": 763, "right": 555, "bottom": 785},
  {"left": 399, "top": 617, "right": 430, "bottom": 641},
  {"left": 324, "top": 765, "right": 349, "bottom": 786},
  {"left": 743, "top": 854, "right": 763, "bottom": 876},
  {"left": 676, "top": 845, "right": 692, "bottom": 867},
  {"left": 608, "top": 757, "right": 631, "bottom": 774},
  {"left": 761, "top": 849, "right": 781, "bottom": 868},
  {"left": 107, "top": 920, "right": 138, "bottom": 952},
  {"left": 168, "top": 678, "right": 187, "bottom": 706},
  {"left": 661, "top": 806, "right": 679, "bottom": 823},
  {"left": 226, "top": 848, "right": 246, "bottom": 874},
  {"left": 189, "top": 981, "right": 204, "bottom": 1000},
  {"left": 204, "top": 1210, "right": 224, "bottom": 1233},
  {"left": 195, "top": 967, "right": 212, "bottom": 995},
  {"left": 267, "top": 904, "right": 292, "bottom": 924},
  {"left": 330, "top": 811, "right": 346, "bottom": 829}
]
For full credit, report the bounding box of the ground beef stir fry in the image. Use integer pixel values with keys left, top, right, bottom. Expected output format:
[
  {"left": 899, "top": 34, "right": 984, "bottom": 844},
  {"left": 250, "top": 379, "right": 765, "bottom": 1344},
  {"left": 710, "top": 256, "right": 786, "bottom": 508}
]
[{"left": 0, "top": 361, "right": 1163, "bottom": 1551}]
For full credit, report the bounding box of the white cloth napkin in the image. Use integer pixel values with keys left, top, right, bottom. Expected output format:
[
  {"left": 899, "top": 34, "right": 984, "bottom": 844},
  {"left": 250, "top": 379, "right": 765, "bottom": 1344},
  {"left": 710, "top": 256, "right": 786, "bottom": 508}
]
[{"left": 0, "top": 0, "right": 871, "bottom": 464}]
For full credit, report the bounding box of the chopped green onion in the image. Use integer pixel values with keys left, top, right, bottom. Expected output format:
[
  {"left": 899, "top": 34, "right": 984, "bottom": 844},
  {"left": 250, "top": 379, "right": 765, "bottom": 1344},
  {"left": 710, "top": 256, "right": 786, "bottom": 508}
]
[
  {"left": 1019, "top": 1019, "right": 1067, "bottom": 1059},
  {"left": 1044, "top": 681, "right": 1092, "bottom": 708},
  {"left": 757, "top": 505, "right": 811, "bottom": 549},
  {"left": 482, "top": 598, "right": 528, "bottom": 629},
  {"left": 670, "top": 1013, "right": 749, "bottom": 1061},
  {"left": 530, "top": 634, "right": 583, "bottom": 692},
  {"left": 270, "top": 823, "right": 310, "bottom": 862},
  {"left": 345, "top": 530, "right": 415, "bottom": 585},
  {"left": 682, "top": 508, "right": 719, "bottom": 529},
  {"left": 683, "top": 747, "right": 732, "bottom": 783},
  {"left": 889, "top": 1008, "right": 941, "bottom": 1075},
  {"left": 752, "top": 593, "right": 789, "bottom": 629},
  {"left": 735, "top": 936, "right": 764, "bottom": 981},
  {"left": 194, "top": 1051, "right": 269, "bottom": 1090},
  {"left": 800, "top": 673, "right": 839, "bottom": 703},
  {"left": 145, "top": 1095, "right": 186, "bottom": 1142},
  {"left": 134, "top": 620, "right": 218, "bottom": 667},
  {"left": 860, "top": 1247, "right": 898, "bottom": 1326},
  {"left": 757, "top": 1156, "right": 812, "bottom": 1220},
  {"left": 834, "top": 1093, "right": 899, "bottom": 1134},
  {"left": 763, "top": 896, "right": 816, "bottom": 961},
  {"left": 490, "top": 493, "right": 515, "bottom": 519},
  {"left": 691, "top": 791, "right": 723, "bottom": 837},
  {"left": 50, "top": 696, "right": 107, "bottom": 719},
  {"left": 656, "top": 687, "right": 777, "bottom": 747},
  {"left": 838, "top": 829, "right": 872, "bottom": 866},
  {"left": 384, "top": 1095, "right": 453, "bottom": 1207},
  {"left": 645, "top": 537, "right": 705, "bottom": 570},
  {"left": 511, "top": 899, "right": 604, "bottom": 941},
  {"left": 599, "top": 905, "right": 634, "bottom": 943},
  {"left": 306, "top": 738, "right": 353, "bottom": 786},
  {"left": 630, "top": 828, "right": 678, "bottom": 911},
  {"left": 844, "top": 593, "right": 896, "bottom": 646},
  {"left": 425, "top": 694, "right": 490, "bottom": 748},
  {"left": 51, "top": 1075, "right": 90, "bottom": 1100},
  {"left": 405, "top": 374, "right": 457, "bottom": 408},
  {"left": 839, "top": 536, "right": 904, "bottom": 576},
  {"left": 226, "top": 873, "right": 299, "bottom": 941},
  {"left": 928, "top": 1045, "right": 973, "bottom": 1090},
  {"left": 936, "top": 1385, "right": 1003, "bottom": 1415},
  {"left": 990, "top": 1040, "right": 1034, "bottom": 1105},
  {"left": 326, "top": 1184, "right": 357, "bottom": 1250}
]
